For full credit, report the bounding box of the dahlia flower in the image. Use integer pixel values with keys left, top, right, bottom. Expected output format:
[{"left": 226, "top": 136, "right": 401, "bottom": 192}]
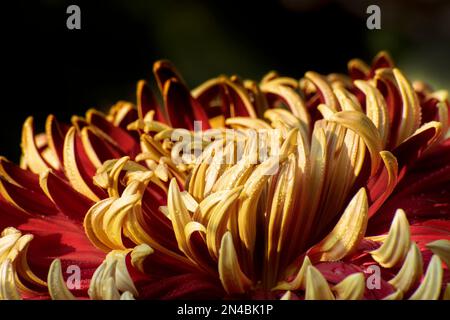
[{"left": 0, "top": 52, "right": 449, "bottom": 300}]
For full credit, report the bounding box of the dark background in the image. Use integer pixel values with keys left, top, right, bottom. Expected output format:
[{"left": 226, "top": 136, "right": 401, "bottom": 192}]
[{"left": 2, "top": 0, "right": 450, "bottom": 161}]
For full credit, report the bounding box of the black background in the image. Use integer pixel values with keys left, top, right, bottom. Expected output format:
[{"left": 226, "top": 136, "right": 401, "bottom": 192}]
[{"left": 2, "top": 0, "right": 450, "bottom": 161}]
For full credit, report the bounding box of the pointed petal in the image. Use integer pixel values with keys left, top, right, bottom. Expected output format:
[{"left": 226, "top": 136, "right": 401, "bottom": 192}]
[
  {"left": 409, "top": 255, "right": 443, "bottom": 300},
  {"left": 388, "top": 243, "right": 423, "bottom": 293},
  {"left": 308, "top": 188, "right": 368, "bottom": 262},
  {"left": 304, "top": 266, "right": 335, "bottom": 300},
  {"left": 63, "top": 127, "right": 103, "bottom": 201},
  {"left": 218, "top": 232, "right": 251, "bottom": 295},
  {"left": 137, "top": 80, "right": 167, "bottom": 123},
  {"left": 333, "top": 273, "right": 365, "bottom": 300},
  {"left": 371, "top": 209, "right": 411, "bottom": 268},
  {"left": 0, "top": 260, "right": 21, "bottom": 300},
  {"left": 21, "top": 117, "right": 50, "bottom": 174},
  {"left": 47, "top": 259, "right": 76, "bottom": 300},
  {"left": 39, "top": 170, "right": 94, "bottom": 223},
  {"left": 383, "top": 289, "right": 403, "bottom": 300},
  {"left": 163, "top": 78, "right": 211, "bottom": 130},
  {"left": 426, "top": 240, "right": 450, "bottom": 268},
  {"left": 273, "top": 256, "right": 311, "bottom": 291}
]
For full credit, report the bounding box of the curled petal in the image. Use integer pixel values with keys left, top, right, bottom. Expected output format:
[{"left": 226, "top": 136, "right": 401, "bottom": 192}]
[
  {"left": 238, "top": 157, "right": 281, "bottom": 264},
  {"left": 328, "top": 111, "right": 382, "bottom": 174},
  {"left": 368, "top": 151, "right": 398, "bottom": 217},
  {"left": 21, "top": 117, "right": 50, "bottom": 174},
  {"left": 168, "top": 178, "right": 192, "bottom": 255},
  {"left": 206, "top": 187, "right": 241, "bottom": 259},
  {"left": 0, "top": 260, "right": 21, "bottom": 300},
  {"left": 388, "top": 243, "right": 423, "bottom": 293},
  {"left": 192, "top": 76, "right": 257, "bottom": 119},
  {"left": 273, "top": 256, "right": 311, "bottom": 291},
  {"left": 409, "top": 255, "right": 443, "bottom": 300},
  {"left": 47, "top": 259, "right": 76, "bottom": 300},
  {"left": 371, "top": 209, "right": 411, "bottom": 268},
  {"left": 63, "top": 127, "right": 101, "bottom": 201},
  {"left": 308, "top": 188, "right": 368, "bottom": 262},
  {"left": 426, "top": 239, "right": 450, "bottom": 268},
  {"left": 153, "top": 60, "right": 185, "bottom": 92},
  {"left": 304, "top": 71, "right": 339, "bottom": 111},
  {"left": 304, "top": 266, "right": 335, "bottom": 300},
  {"left": 354, "top": 80, "right": 390, "bottom": 147},
  {"left": 130, "top": 244, "right": 154, "bottom": 273},
  {"left": 279, "top": 290, "right": 292, "bottom": 300},
  {"left": 137, "top": 80, "right": 167, "bottom": 123},
  {"left": 393, "top": 68, "right": 422, "bottom": 145},
  {"left": 120, "top": 291, "right": 135, "bottom": 300},
  {"left": 333, "top": 273, "right": 365, "bottom": 300},
  {"left": 225, "top": 117, "right": 272, "bottom": 130},
  {"left": 163, "top": 79, "right": 211, "bottom": 130},
  {"left": 348, "top": 58, "right": 370, "bottom": 80},
  {"left": 444, "top": 284, "right": 450, "bottom": 300},
  {"left": 218, "top": 232, "right": 251, "bottom": 295},
  {"left": 383, "top": 290, "right": 404, "bottom": 300},
  {"left": 260, "top": 81, "right": 310, "bottom": 134}
]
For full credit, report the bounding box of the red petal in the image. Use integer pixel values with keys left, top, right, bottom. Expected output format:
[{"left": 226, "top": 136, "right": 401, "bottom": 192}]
[
  {"left": 163, "top": 78, "right": 211, "bottom": 130},
  {"left": 137, "top": 80, "right": 167, "bottom": 123},
  {"left": 41, "top": 171, "right": 94, "bottom": 223},
  {"left": 87, "top": 111, "right": 139, "bottom": 156},
  {"left": 368, "top": 124, "right": 443, "bottom": 221},
  {"left": 0, "top": 199, "right": 104, "bottom": 296},
  {"left": 0, "top": 177, "right": 58, "bottom": 216},
  {"left": 125, "top": 251, "right": 223, "bottom": 299}
]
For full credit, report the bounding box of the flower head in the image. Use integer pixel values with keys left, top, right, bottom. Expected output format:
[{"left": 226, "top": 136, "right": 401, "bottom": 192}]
[{"left": 0, "top": 52, "right": 449, "bottom": 300}]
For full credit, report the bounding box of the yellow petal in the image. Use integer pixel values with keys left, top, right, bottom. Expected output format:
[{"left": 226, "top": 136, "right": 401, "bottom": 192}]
[
  {"left": 383, "top": 289, "right": 404, "bottom": 300},
  {"left": 63, "top": 127, "right": 100, "bottom": 201},
  {"left": 309, "top": 188, "right": 368, "bottom": 262},
  {"left": 102, "top": 194, "right": 140, "bottom": 248},
  {"left": 103, "top": 277, "right": 121, "bottom": 300},
  {"left": 333, "top": 273, "right": 365, "bottom": 300},
  {"left": 333, "top": 86, "right": 362, "bottom": 112},
  {"left": 305, "top": 71, "right": 338, "bottom": 111},
  {"left": 393, "top": 68, "right": 422, "bottom": 145},
  {"left": 369, "top": 151, "right": 398, "bottom": 216},
  {"left": 107, "top": 251, "right": 138, "bottom": 297},
  {"left": 0, "top": 260, "right": 21, "bottom": 300},
  {"left": 238, "top": 156, "right": 281, "bottom": 263},
  {"left": 84, "top": 198, "right": 116, "bottom": 251},
  {"left": 21, "top": 117, "right": 49, "bottom": 174},
  {"left": 130, "top": 244, "right": 154, "bottom": 273},
  {"left": 218, "top": 232, "right": 252, "bottom": 295},
  {"left": 317, "top": 103, "right": 336, "bottom": 119},
  {"left": 272, "top": 256, "right": 312, "bottom": 291},
  {"left": 206, "top": 187, "right": 241, "bottom": 259},
  {"left": 371, "top": 209, "right": 411, "bottom": 268},
  {"left": 426, "top": 239, "right": 450, "bottom": 268},
  {"left": 9, "top": 234, "right": 47, "bottom": 288},
  {"left": 328, "top": 111, "right": 382, "bottom": 175},
  {"left": 280, "top": 291, "right": 292, "bottom": 300},
  {"left": 304, "top": 266, "right": 335, "bottom": 300},
  {"left": 443, "top": 284, "right": 450, "bottom": 300},
  {"left": 260, "top": 82, "right": 310, "bottom": 134},
  {"left": 225, "top": 117, "right": 272, "bottom": 130},
  {"left": 47, "top": 259, "right": 76, "bottom": 300},
  {"left": 388, "top": 243, "right": 423, "bottom": 293},
  {"left": 409, "top": 255, "right": 443, "bottom": 300},
  {"left": 347, "top": 58, "right": 370, "bottom": 78},
  {"left": 120, "top": 291, "right": 135, "bottom": 300},
  {"left": 354, "top": 80, "right": 389, "bottom": 147},
  {"left": 192, "top": 76, "right": 257, "bottom": 118},
  {"left": 168, "top": 178, "right": 192, "bottom": 255}
]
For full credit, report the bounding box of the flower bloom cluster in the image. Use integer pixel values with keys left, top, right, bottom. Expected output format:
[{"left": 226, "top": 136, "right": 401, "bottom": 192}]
[{"left": 0, "top": 52, "right": 449, "bottom": 300}]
